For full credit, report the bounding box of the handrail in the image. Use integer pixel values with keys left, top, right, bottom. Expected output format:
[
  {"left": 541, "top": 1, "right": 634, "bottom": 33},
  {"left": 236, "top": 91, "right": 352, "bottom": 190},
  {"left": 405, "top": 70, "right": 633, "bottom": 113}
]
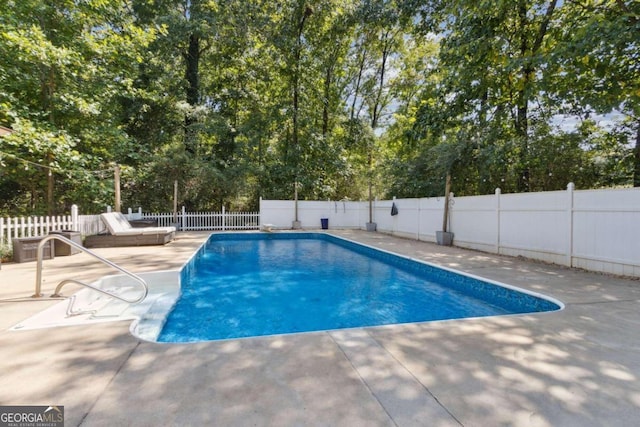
[
  {"left": 52, "top": 278, "right": 147, "bottom": 304},
  {"left": 53, "top": 278, "right": 147, "bottom": 316},
  {"left": 33, "top": 235, "right": 148, "bottom": 305}
]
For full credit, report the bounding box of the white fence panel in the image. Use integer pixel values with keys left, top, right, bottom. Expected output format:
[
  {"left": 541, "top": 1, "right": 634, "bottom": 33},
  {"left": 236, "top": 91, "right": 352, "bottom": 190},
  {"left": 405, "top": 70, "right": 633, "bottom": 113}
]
[
  {"left": 390, "top": 198, "right": 419, "bottom": 239},
  {"left": 225, "top": 210, "right": 260, "bottom": 230},
  {"left": 372, "top": 199, "right": 394, "bottom": 233},
  {"left": 498, "top": 190, "right": 570, "bottom": 264},
  {"left": 259, "top": 199, "right": 362, "bottom": 230},
  {"left": 140, "top": 212, "right": 174, "bottom": 228},
  {"left": 449, "top": 193, "right": 498, "bottom": 252},
  {"left": 259, "top": 200, "right": 295, "bottom": 228},
  {"left": 572, "top": 188, "right": 640, "bottom": 276},
  {"left": 415, "top": 197, "right": 444, "bottom": 242},
  {"left": 182, "top": 211, "right": 220, "bottom": 230},
  {"left": 326, "top": 200, "right": 361, "bottom": 228},
  {"left": 298, "top": 201, "right": 330, "bottom": 228},
  {"left": 358, "top": 201, "right": 370, "bottom": 226}
]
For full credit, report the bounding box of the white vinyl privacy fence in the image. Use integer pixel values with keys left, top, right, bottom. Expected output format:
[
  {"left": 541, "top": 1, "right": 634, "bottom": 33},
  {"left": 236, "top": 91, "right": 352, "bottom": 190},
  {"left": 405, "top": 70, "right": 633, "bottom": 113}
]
[{"left": 260, "top": 184, "right": 640, "bottom": 278}]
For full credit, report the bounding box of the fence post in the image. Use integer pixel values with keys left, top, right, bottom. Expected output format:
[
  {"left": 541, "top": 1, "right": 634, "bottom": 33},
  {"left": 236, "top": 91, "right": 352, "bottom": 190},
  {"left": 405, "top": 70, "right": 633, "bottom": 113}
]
[
  {"left": 495, "top": 188, "right": 501, "bottom": 254},
  {"left": 181, "top": 206, "right": 186, "bottom": 231},
  {"left": 222, "top": 206, "right": 226, "bottom": 231},
  {"left": 416, "top": 198, "right": 421, "bottom": 241},
  {"left": 566, "top": 182, "right": 575, "bottom": 267},
  {"left": 71, "top": 205, "right": 79, "bottom": 232}
]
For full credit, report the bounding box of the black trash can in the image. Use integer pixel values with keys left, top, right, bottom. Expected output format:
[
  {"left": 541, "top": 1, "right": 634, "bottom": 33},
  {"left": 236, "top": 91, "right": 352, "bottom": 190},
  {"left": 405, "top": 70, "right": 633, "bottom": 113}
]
[
  {"left": 321, "top": 218, "right": 329, "bottom": 230},
  {"left": 49, "top": 230, "right": 82, "bottom": 256}
]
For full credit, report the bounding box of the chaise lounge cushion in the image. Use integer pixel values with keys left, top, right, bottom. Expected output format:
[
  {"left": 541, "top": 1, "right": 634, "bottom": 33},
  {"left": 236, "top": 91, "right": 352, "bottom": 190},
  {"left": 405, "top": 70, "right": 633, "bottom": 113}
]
[
  {"left": 100, "top": 212, "right": 176, "bottom": 236},
  {"left": 84, "top": 212, "right": 176, "bottom": 248}
]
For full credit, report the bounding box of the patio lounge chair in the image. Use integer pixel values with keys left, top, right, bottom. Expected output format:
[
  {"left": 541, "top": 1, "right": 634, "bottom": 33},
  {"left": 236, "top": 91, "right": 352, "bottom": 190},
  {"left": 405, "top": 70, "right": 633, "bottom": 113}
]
[{"left": 84, "top": 212, "right": 176, "bottom": 248}]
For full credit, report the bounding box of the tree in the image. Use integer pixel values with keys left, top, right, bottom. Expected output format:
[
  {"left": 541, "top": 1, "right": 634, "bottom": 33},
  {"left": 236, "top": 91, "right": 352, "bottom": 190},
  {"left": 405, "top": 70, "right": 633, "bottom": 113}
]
[
  {"left": 395, "top": 0, "right": 636, "bottom": 196},
  {"left": 3, "top": 0, "right": 637, "bottom": 217},
  {"left": 344, "top": 0, "right": 406, "bottom": 220},
  {"left": 0, "top": 0, "right": 156, "bottom": 214},
  {"left": 550, "top": 0, "right": 640, "bottom": 186}
]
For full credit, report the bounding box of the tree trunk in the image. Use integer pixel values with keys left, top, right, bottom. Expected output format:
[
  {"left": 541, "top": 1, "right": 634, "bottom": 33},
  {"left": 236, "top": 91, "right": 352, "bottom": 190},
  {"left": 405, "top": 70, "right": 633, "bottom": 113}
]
[
  {"left": 322, "top": 64, "right": 332, "bottom": 138},
  {"left": 442, "top": 173, "right": 451, "bottom": 232},
  {"left": 516, "top": 1, "right": 531, "bottom": 193},
  {"left": 368, "top": 150, "right": 373, "bottom": 223},
  {"left": 186, "top": 34, "right": 200, "bottom": 105},
  {"left": 634, "top": 122, "right": 640, "bottom": 187},
  {"left": 47, "top": 156, "right": 54, "bottom": 215},
  {"left": 292, "top": 5, "right": 312, "bottom": 186},
  {"left": 515, "top": 100, "right": 530, "bottom": 192},
  {"left": 350, "top": 45, "right": 367, "bottom": 121},
  {"left": 184, "top": 33, "right": 200, "bottom": 154},
  {"left": 366, "top": 31, "right": 392, "bottom": 220},
  {"left": 41, "top": 65, "right": 56, "bottom": 214},
  {"left": 370, "top": 30, "right": 391, "bottom": 130},
  {"left": 514, "top": 0, "right": 557, "bottom": 193}
]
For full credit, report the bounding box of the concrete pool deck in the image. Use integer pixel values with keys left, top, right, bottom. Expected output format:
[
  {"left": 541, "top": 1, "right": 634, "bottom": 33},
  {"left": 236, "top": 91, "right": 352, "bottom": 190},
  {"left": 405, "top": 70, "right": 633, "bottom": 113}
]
[{"left": 0, "top": 230, "right": 639, "bottom": 426}]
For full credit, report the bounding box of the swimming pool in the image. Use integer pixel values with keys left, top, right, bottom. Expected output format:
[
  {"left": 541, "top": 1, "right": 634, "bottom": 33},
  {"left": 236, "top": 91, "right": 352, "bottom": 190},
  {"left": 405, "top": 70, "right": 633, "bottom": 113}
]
[{"left": 152, "top": 233, "right": 562, "bottom": 343}]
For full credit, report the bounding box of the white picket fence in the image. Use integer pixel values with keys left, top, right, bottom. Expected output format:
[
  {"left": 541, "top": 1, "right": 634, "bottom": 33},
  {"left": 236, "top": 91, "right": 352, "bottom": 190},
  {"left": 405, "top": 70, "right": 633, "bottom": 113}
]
[
  {"left": 135, "top": 207, "right": 260, "bottom": 231},
  {"left": 0, "top": 205, "right": 79, "bottom": 248},
  {"left": 76, "top": 214, "right": 104, "bottom": 237},
  {"left": 0, "top": 206, "right": 260, "bottom": 249}
]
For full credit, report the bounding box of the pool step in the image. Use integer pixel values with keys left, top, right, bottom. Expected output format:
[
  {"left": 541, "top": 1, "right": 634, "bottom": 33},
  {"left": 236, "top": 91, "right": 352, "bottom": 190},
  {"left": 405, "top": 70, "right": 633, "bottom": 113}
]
[
  {"left": 89, "top": 287, "right": 143, "bottom": 318},
  {"left": 90, "top": 299, "right": 130, "bottom": 318},
  {"left": 10, "top": 270, "right": 181, "bottom": 332}
]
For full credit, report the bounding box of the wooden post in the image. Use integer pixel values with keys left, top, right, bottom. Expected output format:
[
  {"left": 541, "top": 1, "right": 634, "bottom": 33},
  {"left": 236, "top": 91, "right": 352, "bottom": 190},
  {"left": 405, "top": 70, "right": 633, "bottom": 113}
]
[
  {"left": 222, "top": 205, "right": 226, "bottom": 231},
  {"left": 46, "top": 153, "right": 54, "bottom": 215},
  {"left": 368, "top": 181, "right": 373, "bottom": 224},
  {"left": 173, "top": 180, "right": 178, "bottom": 223},
  {"left": 442, "top": 173, "right": 451, "bottom": 232},
  {"left": 114, "top": 165, "right": 121, "bottom": 212},
  {"left": 294, "top": 181, "right": 299, "bottom": 222}
]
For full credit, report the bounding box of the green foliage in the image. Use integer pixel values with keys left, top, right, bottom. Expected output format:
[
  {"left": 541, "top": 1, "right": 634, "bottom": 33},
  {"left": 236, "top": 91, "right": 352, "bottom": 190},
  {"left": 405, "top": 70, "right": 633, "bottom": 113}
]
[
  {"left": 383, "top": 0, "right": 638, "bottom": 197},
  {"left": 0, "top": 0, "right": 157, "bottom": 215},
  {"left": 0, "top": 118, "right": 94, "bottom": 215},
  {"left": 1, "top": 0, "right": 638, "bottom": 218},
  {"left": 0, "top": 242, "right": 12, "bottom": 262}
]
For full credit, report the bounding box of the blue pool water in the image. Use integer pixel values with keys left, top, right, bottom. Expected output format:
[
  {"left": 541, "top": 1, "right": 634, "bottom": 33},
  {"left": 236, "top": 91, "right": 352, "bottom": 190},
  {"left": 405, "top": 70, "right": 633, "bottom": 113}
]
[{"left": 157, "top": 233, "right": 561, "bottom": 343}]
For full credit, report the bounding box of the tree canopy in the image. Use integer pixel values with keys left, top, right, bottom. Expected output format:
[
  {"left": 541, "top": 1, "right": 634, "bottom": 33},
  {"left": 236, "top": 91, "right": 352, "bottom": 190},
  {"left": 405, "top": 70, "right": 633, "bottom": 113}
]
[{"left": 1, "top": 0, "right": 637, "bottom": 215}]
